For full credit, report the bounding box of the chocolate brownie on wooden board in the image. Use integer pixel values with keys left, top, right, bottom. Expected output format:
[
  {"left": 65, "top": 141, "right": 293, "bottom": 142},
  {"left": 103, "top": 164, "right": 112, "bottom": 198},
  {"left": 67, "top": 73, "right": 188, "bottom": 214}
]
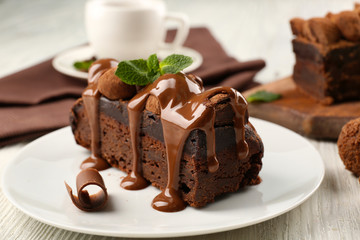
[
  {"left": 290, "top": 4, "right": 360, "bottom": 105},
  {"left": 70, "top": 94, "right": 264, "bottom": 208}
]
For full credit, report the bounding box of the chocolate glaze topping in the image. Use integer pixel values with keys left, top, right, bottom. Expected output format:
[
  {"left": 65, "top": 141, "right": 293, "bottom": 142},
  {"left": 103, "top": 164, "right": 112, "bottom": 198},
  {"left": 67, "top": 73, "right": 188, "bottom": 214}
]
[
  {"left": 121, "top": 72, "right": 249, "bottom": 212},
  {"left": 81, "top": 59, "right": 118, "bottom": 171}
]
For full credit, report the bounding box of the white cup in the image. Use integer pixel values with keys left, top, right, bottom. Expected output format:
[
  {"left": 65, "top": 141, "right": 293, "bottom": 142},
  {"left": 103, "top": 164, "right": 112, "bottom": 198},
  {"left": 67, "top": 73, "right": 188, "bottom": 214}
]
[{"left": 85, "top": 0, "right": 189, "bottom": 60}]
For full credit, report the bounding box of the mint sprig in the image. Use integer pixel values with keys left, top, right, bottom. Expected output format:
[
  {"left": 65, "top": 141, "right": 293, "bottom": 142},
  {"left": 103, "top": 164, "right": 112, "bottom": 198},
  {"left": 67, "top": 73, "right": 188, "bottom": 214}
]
[
  {"left": 73, "top": 58, "right": 95, "bottom": 72},
  {"left": 246, "top": 90, "right": 281, "bottom": 103},
  {"left": 160, "top": 54, "right": 193, "bottom": 75},
  {"left": 147, "top": 54, "right": 160, "bottom": 73},
  {"left": 115, "top": 54, "right": 193, "bottom": 86},
  {"left": 116, "top": 59, "right": 153, "bottom": 86}
]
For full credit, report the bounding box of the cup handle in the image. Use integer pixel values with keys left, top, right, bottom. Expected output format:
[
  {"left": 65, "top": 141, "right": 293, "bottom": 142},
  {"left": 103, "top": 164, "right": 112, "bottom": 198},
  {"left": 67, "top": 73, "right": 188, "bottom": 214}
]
[{"left": 161, "top": 12, "right": 189, "bottom": 50}]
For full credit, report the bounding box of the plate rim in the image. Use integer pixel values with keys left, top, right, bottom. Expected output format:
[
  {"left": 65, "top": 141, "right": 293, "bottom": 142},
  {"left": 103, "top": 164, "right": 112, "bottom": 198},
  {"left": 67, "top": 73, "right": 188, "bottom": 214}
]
[{"left": 1, "top": 118, "right": 325, "bottom": 238}]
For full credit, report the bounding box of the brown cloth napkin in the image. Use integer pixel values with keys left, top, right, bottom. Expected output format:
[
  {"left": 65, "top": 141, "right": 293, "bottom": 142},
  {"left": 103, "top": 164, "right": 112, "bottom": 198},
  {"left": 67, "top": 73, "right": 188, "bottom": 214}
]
[{"left": 0, "top": 27, "right": 265, "bottom": 147}]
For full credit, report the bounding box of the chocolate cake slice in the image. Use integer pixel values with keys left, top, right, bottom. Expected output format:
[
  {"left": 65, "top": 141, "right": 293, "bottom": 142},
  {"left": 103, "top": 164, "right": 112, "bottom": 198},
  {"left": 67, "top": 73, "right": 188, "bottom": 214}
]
[
  {"left": 69, "top": 58, "right": 264, "bottom": 211},
  {"left": 290, "top": 4, "right": 360, "bottom": 104},
  {"left": 292, "top": 38, "right": 360, "bottom": 104},
  {"left": 70, "top": 92, "right": 263, "bottom": 208}
]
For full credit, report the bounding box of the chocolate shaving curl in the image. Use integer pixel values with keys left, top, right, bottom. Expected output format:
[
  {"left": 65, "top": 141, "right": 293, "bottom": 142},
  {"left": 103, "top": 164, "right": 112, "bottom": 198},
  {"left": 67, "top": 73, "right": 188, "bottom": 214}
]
[{"left": 65, "top": 168, "right": 108, "bottom": 212}]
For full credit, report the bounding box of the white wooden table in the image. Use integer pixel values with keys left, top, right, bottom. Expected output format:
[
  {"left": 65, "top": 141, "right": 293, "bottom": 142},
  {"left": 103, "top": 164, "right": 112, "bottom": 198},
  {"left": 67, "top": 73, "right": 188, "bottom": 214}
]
[{"left": 1, "top": 0, "right": 359, "bottom": 239}]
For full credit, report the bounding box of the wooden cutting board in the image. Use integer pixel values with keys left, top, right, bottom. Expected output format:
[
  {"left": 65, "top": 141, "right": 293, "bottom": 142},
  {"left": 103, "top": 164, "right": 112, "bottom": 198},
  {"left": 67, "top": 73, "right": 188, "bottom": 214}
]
[{"left": 243, "top": 76, "right": 360, "bottom": 140}]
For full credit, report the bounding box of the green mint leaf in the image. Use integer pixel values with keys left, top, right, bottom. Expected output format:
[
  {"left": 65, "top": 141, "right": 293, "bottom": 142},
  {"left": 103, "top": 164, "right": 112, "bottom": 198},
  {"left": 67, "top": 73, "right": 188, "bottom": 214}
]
[
  {"left": 159, "top": 54, "right": 193, "bottom": 75},
  {"left": 115, "top": 59, "right": 151, "bottom": 86},
  {"left": 115, "top": 54, "right": 193, "bottom": 86},
  {"left": 246, "top": 91, "right": 281, "bottom": 103},
  {"left": 147, "top": 54, "right": 160, "bottom": 73},
  {"left": 148, "top": 72, "right": 161, "bottom": 83},
  {"left": 73, "top": 59, "right": 95, "bottom": 72}
]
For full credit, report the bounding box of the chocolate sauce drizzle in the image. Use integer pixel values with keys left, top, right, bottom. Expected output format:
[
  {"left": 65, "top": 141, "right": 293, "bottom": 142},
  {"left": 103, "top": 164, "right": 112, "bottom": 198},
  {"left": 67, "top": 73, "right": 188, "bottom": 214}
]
[
  {"left": 121, "top": 72, "right": 249, "bottom": 212},
  {"left": 81, "top": 59, "right": 118, "bottom": 171}
]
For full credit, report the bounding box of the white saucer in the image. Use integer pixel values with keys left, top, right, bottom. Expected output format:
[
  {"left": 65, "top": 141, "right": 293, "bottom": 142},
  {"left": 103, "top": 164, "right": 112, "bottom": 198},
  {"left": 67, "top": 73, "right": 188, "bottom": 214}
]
[
  {"left": 52, "top": 45, "right": 203, "bottom": 80},
  {"left": 2, "top": 118, "right": 324, "bottom": 238}
]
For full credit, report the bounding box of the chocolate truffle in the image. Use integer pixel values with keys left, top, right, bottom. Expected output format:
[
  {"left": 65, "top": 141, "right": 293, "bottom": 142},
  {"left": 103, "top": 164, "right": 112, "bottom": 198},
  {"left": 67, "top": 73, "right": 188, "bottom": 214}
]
[
  {"left": 88, "top": 58, "right": 118, "bottom": 84},
  {"left": 97, "top": 67, "right": 136, "bottom": 100},
  {"left": 337, "top": 118, "right": 360, "bottom": 176},
  {"left": 307, "top": 17, "right": 341, "bottom": 44},
  {"left": 145, "top": 95, "right": 160, "bottom": 114},
  {"left": 332, "top": 11, "right": 360, "bottom": 41}
]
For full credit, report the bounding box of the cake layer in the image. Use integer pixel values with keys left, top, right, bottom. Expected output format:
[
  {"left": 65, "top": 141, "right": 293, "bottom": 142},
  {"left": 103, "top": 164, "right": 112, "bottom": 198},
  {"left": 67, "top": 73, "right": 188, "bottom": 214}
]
[{"left": 70, "top": 95, "right": 264, "bottom": 207}]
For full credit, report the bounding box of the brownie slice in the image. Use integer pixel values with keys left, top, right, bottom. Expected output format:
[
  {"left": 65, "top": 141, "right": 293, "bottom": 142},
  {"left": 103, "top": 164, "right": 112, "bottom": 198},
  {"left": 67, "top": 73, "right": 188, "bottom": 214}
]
[
  {"left": 70, "top": 94, "right": 264, "bottom": 208},
  {"left": 293, "top": 38, "right": 360, "bottom": 104},
  {"left": 290, "top": 7, "right": 360, "bottom": 104}
]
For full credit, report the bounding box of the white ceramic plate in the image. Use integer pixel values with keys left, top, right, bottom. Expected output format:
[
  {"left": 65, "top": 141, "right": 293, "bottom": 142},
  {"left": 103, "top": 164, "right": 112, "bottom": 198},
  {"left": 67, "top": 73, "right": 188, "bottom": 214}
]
[
  {"left": 52, "top": 45, "right": 203, "bottom": 80},
  {"left": 2, "top": 118, "right": 324, "bottom": 238}
]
